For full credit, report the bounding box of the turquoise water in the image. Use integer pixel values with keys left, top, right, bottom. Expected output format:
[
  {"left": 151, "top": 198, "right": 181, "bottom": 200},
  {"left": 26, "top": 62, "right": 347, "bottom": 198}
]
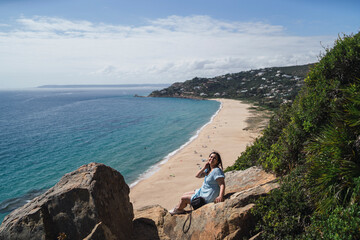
[{"left": 0, "top": 88, "right": 220, "bottom": 223}]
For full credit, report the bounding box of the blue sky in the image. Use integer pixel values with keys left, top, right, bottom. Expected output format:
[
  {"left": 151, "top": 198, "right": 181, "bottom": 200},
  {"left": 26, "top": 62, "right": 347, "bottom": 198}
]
[{"left": 0, "top": 0, "right": 359, "bottom": 88}]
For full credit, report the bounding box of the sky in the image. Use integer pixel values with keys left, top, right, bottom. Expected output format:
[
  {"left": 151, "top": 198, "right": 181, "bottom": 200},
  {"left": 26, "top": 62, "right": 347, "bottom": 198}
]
[{"left": 0, "top": 0, "right": 359, "bottom": 88}]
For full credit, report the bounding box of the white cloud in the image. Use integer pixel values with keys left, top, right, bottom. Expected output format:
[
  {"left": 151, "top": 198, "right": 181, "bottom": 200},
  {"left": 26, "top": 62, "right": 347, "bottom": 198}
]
[
  {"left": 0, "top": 15, "right": 336, "bottom": 88},
  {"left": 148, "top": 15, "right": 285, "bottom": 35},
  {"left": 93, "top": 65, "right": 118, "bottom": 76},
  {"left": 16, "top": 16, "right": 94, "bottom": 32}
]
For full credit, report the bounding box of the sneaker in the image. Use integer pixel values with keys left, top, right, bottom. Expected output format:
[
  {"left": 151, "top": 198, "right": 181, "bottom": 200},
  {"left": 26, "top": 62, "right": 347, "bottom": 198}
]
[{"left": 169, "top": 207, "right": 185, "bottom": 215}]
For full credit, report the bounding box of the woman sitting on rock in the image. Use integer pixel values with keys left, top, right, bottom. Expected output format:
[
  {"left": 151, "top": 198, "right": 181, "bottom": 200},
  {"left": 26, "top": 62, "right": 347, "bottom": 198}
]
[{"left": 169, "top": 151, "right": 225, "bottom": 215}]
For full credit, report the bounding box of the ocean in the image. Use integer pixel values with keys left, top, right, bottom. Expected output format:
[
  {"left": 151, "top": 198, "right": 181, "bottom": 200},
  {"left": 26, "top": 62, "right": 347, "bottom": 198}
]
[{"left": 0, "top": 87, "right": 220, "bottom": 223}]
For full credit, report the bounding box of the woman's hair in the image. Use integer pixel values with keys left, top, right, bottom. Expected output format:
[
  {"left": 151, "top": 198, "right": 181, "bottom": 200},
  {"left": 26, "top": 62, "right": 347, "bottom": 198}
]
[{"left": 209, "top": 151, "right": 223, "bottom": 170}]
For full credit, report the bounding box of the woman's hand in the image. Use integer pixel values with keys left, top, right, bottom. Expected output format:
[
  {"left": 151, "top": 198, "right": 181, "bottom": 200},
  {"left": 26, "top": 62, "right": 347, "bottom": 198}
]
[
  {"left": 195, "top": 161, "right": 210, "bottom": 178},
  {"left": 214, "top": 196, "right": 224, "bottom": 203},
  {"left": 204, "top": 161, "right": 210, "bottom": 168}
]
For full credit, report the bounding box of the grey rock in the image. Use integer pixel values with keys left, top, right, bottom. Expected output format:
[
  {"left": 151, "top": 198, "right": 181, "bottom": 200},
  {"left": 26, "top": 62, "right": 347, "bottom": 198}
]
[{"left": 0, "top": 163, "right": 133, "bottom": 240}]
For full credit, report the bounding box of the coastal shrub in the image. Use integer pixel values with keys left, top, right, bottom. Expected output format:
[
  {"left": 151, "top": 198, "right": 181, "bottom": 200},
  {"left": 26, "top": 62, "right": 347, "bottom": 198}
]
[
  {"left": 251, "top": 167, "right": 313, "bottom": 239},
  {"left": 344, "top": 81, "right": 360, "bottom": 131},
  {"left": 275, "top": 76, "right": 342, "bottom": 174},
  {"left": 305, "top": 122, "right": 360, "bottom": 212},
  {"left": 259, "top": 142, "right": 283, "bottom": 173},
  {"left": 230, "top": 32, "right": 360, "bottom": 239},
  {"left": 290, "top": 78, "right": 333, "bottom": 134},
  {"left": 301, "top": 178, "right": 360, "bottom": 239},
  {"left": 269, "top": 33, "right": 360, "bottom": 175},
  {"left": 301, "top": 204, "right": 360, "bottom": 240},
  {"left": 306, "top": 33, "right": 360, "bottom": 87},
  {"left": 305, "top": 80, "right": 360, "bottom": 213}
]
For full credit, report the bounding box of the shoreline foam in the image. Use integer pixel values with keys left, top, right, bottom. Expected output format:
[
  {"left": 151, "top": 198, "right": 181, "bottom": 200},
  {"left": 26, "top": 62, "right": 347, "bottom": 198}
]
[{"left": 129, "top": 98, "right": 264, "bottom": 210}]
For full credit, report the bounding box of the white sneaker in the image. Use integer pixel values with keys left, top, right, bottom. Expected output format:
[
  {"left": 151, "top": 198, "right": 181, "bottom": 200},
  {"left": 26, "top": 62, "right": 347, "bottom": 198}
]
[{"left": 169, "top": 207, "right": 185, "bottom": 215}]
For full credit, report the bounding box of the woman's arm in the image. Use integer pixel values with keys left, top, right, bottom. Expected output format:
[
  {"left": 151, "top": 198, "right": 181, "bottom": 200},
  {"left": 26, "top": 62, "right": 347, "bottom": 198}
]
[
  {"left": 195, "top": 162, "right": 209, "bottom": 178},
  {"left": 214, "top": 177, "right": 225, "bottom": 203}
]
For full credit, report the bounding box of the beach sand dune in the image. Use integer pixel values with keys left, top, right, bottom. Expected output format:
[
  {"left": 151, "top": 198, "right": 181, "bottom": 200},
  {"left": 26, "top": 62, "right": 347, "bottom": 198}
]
[{"left": 130, "top": 98, "right": 265, "bottom": 210}]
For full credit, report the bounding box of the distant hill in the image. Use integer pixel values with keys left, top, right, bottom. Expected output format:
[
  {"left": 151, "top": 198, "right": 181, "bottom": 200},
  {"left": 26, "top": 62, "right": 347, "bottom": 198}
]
[
  {"left": 149, "top": 63, "right": 314, "bottom": 109},
  {"left": 38, "top": 84, "right": 170, "bottom": 88}
]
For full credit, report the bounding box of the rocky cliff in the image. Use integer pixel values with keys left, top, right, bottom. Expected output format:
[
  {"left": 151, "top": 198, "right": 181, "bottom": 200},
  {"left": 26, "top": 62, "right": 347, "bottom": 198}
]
[{"left": 0, "top": 164, "right": 277, "bottom": 240}]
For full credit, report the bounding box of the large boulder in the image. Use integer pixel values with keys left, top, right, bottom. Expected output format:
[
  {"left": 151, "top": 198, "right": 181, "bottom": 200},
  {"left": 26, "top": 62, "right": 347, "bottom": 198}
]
[
  {"left": 0, "top": 163, "right": 133, "bottom": 240},
  {"left": 133, "top": 167, "right": 278, "bottom": 240},
  {"left": 132, "top": 205, "right": 168, "bottom": 240}
]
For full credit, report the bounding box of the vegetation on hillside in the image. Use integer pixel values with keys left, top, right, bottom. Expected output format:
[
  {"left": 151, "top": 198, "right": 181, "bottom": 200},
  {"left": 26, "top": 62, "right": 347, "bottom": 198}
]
[
  {"left": 149, "top": 64, "right": 313, "bottom": 109},
  {"left": 227, "top": 32, "right": 360, "bottom": 239}
]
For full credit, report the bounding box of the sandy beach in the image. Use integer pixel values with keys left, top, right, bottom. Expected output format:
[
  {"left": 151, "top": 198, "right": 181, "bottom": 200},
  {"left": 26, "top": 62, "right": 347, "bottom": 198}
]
[{"left": 130, "top": 98, "right": 266, "bottom": 210}]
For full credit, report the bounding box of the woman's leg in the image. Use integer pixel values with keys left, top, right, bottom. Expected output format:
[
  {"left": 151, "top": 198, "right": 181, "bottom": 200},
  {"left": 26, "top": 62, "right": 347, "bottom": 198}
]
[
  {"left": 177, "top": 190, "right": 195, "bottom": 210},
  {"left": 182, "top": 191, "right": 195, "bottom": 196}
]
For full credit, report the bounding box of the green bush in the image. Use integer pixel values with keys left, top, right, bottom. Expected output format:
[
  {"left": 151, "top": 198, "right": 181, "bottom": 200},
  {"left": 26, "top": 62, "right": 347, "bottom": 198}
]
[
  {"left": 301, "top": 178, "right": 360, "bottom": 239},
  {"left": 302, "top": 204, "right": 360, "bottom": 240},
  {"left": 307, "top": 33, "right": 360, "bottom": 87},
  {"left": 305, "top": 80, "right": 360, "bottom": 212},
  {"left": 305, "top": 121, "right": 360, "bottom": 212},
  {"left": 251, "top": 167, "right": 313, "bottom": 239},
  {"left": 228, "top": 32, "right": 360, "bottom": 239}
]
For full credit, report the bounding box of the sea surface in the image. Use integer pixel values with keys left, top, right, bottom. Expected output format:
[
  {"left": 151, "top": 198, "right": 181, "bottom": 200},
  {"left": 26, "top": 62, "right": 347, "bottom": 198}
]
[{"left": 0, "top": 87, "right": 220, "bottom": 223}]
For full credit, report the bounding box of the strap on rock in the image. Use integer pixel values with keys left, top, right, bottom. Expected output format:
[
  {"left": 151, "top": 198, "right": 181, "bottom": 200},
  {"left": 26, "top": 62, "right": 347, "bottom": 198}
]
[{"left": 182, "top": 206, "right": 193, "bottom": 233}]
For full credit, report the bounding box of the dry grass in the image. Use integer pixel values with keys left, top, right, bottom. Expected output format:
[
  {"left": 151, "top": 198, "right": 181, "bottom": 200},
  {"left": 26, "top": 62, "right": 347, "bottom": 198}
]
[{"left": 243, "top": 106, "right": 272, "bottom": 133}]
